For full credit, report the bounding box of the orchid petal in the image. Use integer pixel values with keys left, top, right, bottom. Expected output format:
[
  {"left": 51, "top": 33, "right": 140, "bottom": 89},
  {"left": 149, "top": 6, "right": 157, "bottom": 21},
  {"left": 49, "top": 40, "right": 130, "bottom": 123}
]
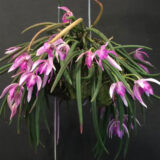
[
  {"left": 121, "top": 95, "right": 128, "bottom": 107},
  {"left": 42, "top": 74, "right": 49, "bottom": 88},
  {"left": 19, "top": 72, "right": 31, "bottom": 85},
  {"left": 36, "top": 76, "right": 42, "bottom": 91},
  {"left": 109, "top": 83, "right": 116, "bottom": 98},
  {"left": 106, "top": 56, "right": 122, "bottom": 71},
  {"left": 27, "top": 87, "right": 33, "bottom": 102},
  {"left": 145, "top": 78, "right": 160, "bottom": 85},
  {"left": 31, "top": 60, "right": 44, "bottom": 71},
  {"left": 133, "top": 84, "right": 147, "bottom": 108},
  {"left": 0, "top": 83, "right": 18, "bottom": 99}
]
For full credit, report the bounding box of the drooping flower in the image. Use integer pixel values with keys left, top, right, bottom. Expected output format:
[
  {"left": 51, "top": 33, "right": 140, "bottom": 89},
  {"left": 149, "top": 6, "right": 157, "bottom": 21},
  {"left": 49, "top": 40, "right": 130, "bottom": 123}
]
[
  {"left": 36, "top": 37, "right": 70, "bottom": 61},
  {"left": 133, "top": 78, "right": 160, "bottom": 107},
  {"left": 133, "top": 48, "right": 153, "bottom": 66},
  {"left": 19, "top": 72, "right": 42, "bottom": 102},
  {"left": 55, "top": 42, "right": 70, "bottom": 61},
  {"left": 58, "top": 6, "right": 73, "bottom": 23},
  {"left": 138, "top": 64, "right": 149, "bottom": 73},
  {"left": 107, "top": 117, "right": 129, "bottom": 139},
  {"left": 0, "top": 83, "right": 24, "bottom": 120},
  {"left": 76, "top": 50, "right": 95, "bottom": 69},
  {"left": 36, "top": 42, "right": 53, "bottom": 57},
  {"left": 5, "top": 46, "right": 21, "bottom": 54},
  {"left": 109, "top": 81, "right": 128, "bottom": 106},
  {"left": 8, "top": 53, "right": 32, "bottom": 72},
  {"left": 31, "top": 57, "right": 55, "bottom": 87},
  {"left": 95, "top": 42, "right": 122, "bottom": 71}
]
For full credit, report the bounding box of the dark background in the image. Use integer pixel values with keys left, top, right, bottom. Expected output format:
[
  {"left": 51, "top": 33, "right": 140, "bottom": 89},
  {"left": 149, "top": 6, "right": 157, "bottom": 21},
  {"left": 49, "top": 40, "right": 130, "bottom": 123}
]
[{"left": 0, "top": 0, "right": 160, "bottom": 159}]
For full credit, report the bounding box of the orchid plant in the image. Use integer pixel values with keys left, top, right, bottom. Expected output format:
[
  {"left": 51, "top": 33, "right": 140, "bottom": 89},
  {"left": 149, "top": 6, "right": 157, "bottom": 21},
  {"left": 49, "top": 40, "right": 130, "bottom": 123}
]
[{"left": 0, "top": 1, "right": 160, "bottom": 159}]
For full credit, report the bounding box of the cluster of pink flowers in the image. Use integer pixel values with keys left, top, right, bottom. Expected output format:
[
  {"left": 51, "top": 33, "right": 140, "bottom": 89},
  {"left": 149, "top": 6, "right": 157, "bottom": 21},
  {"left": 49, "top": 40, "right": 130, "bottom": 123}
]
[
  {"left": 0, "top": 35, "right": 70, "bottom": 120},
  {"left": 76, "top": 42, "right": 122, "bottom": 71}
]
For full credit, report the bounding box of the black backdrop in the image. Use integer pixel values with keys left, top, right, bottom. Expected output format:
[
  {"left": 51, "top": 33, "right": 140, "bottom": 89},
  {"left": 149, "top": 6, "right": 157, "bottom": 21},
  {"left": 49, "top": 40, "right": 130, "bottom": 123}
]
[{"left": 0, "top": 0, "right": 160, "bottom": 159}]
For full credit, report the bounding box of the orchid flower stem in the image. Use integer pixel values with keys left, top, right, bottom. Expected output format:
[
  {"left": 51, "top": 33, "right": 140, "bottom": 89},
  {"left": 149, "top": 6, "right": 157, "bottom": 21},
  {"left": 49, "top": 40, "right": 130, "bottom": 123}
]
[
  {"left": 125, "top": 77, "right": 135, "bottom": 82},
  {"left": 49, "top": 18, "right": 83, "bottom": 44},
  {"left": 91, "top": 0, "right": 103, "bottom": 27},
  {"left": 112, "top": 72, "right": 119, "bottom": 82},
  {"left": 125, "top": 74, "right": 140, "bottom": 80},
  {"left": 27, "top": 24, "right": 57, "bottom": 52}
]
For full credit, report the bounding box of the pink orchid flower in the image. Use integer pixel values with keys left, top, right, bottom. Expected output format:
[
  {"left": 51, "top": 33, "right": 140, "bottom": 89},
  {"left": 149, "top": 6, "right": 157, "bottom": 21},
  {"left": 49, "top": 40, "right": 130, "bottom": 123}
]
[
  {"left": 55, "top": 42, "right": 70, "bottom": 61},
  {"left": 133, "top": 78, "right": 160, "bottom": 107},
  {"left": 8, "top": 53, "right": 32, "bottom": 72},
  {"left": 109, "top": 81, "right": 128, "bottom": 106},
  {"left": 76, "top": 50, "right": 95, "bottom": 69},
  {"left": 0, "top": 83, "right": 24, "bottom": 120},
  {"left": 5, "top": 46, "right": 21, "bottom": 54},
  {"left": 36, "top": 42, "right": 53, "bottom": 57},
  {"left": 107, "top": 116, "right": 129, "bottom": 139},
  {"left": 133, "top": 48, "right": 153, "bottom": 66},
  {"left": 95, "top": 42, "right": 122, "bottom": 71},
  {"left": 58, "top": 6, "right": 73, "bottom": 23},
  {"left": 31, "top": 57, "right": 55, "bottom": 87},
  {"left": 19, "top": 72, "right": 42, "bottom": 102},
  {"left": 37, "top": 37, "right": 69, "bottom": 61}
]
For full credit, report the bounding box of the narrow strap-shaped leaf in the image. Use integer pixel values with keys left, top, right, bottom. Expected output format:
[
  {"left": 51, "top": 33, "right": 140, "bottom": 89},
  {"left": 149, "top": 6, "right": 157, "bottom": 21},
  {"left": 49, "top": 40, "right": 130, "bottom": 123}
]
[
  {"left": 75, "top": 59, "right": 83, "bottom": 133},
  {"left": 114, "top": 45, "right": 152, "bottom": 51},
  {"left": 22, "top": 22, "right": 57, "bottom": 34},
  {"left": 87, "top": 27, "right": 114, "bottom": 50},
  {"left": 103, "top": 64, "right": 115, "bottom": 82},
  {"left": 91, "top": 75, "right": 109, "bottom": 155},
  {"left": 60, "top": 61, "right": 72, "bottom": 85},
  {"left": 91, "top": 67, "right": 102, "bottom": 102},
  {"left": 41, "top": 98, "right": 50, "bottom": 134},
  {"left": 29, "top": 97, "right": 38, "bottom": 113},
  {"left": 137, "top": 71, "right": 160, "bottom": 78},
  {"left": 0, "top": 96, "right": 7, "bottom": 117},
  {"left": 116, "top": 49, "right": 147, "bottom": 73},
  {"left": 17, "top": 88, "right": 26, "bottom": 134},
  {"left": 35, "top": 100, "right": 41, "bottom": 146},
  {"left": 82, "top": 66, "right": 95, "bottom": 80},
  {"left": 114, "top": 139, "right": 123, "bottom": 160},
  {"left": 123, "top": 137, "right": 129, "bottom": 159},
  {"left": 0, "top": 63, "right": 12, "bottom": 72},
  {"left": 103, "top": 60, "right": 132, "bottom": 94},
  {"left": 50, "top": 41, "right": 79, "bottom": 93},
  {"left": 118, "top": 58, "right": 141, "bottom": 77}
]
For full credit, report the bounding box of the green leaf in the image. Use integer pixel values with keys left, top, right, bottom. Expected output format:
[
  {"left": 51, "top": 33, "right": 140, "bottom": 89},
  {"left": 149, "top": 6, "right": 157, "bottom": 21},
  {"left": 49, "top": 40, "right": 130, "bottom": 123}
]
[
  {"left": 114, "top": 139, "right": 123, "bottom": 160},
  {"left": 0, "top": 96, "right": 7, "bottom": 118},
  {"left": 82, "top": 66, "right": 95, "bottom": 80},
  {"left": 118, "top": 58, "right": 141, "bottom": 77},
  {"left": 75, "top": 58, "right": 83, "bottom": 133},
  {"left": 21, "top": 22, "right": 57, "bottom": 34},
  {"left": 0, "top": 63, "right": 12, "bottom": 72},
  {"left": 114, "top": 45, "right": 152, "bottom": 51},
  {"left": 116, "top": 49, "right": 146, "bottom": 73},
  {"left": 87, "top": 27, "right": 114, "bottom": 50},
  {"left": 123, "top": 137, "right": 129, "bottom": 159},
  {"left": 103, "top": 60, "right": 132, "bottom": 94},
  {"left": 35, "top": 100, "right": 41, "bottom": 146},
  {"left": 50, "top": 41, "right": 79, "bottom": 93},
  {"left": 60, "top": 61, "right": 72, "bottom": 85},
  {"left": 91, "top": 75, "right": 109, "bottom": 155},
  {"left": 17, "top": 88, "right": 26, "bottom": 134},
  {"left": 91, "top": 67, "right": 102, "bottom": 102}
]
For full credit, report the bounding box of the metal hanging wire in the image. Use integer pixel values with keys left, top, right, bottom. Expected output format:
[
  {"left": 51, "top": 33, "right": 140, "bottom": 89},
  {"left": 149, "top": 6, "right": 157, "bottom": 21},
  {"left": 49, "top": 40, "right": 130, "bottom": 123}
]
[{"left": 88, "top": 0, "right": 92, "bottom": 38}]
